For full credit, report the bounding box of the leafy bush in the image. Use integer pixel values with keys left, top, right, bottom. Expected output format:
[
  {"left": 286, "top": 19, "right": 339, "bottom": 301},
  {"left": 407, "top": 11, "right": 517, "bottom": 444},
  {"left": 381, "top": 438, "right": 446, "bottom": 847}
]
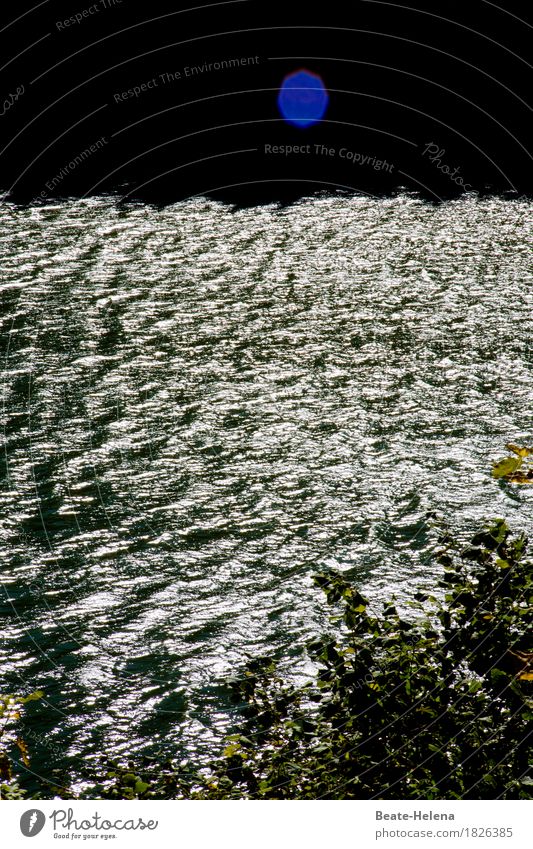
[{"left": 92, "top": 518, "right": 532, "bottom": 800}]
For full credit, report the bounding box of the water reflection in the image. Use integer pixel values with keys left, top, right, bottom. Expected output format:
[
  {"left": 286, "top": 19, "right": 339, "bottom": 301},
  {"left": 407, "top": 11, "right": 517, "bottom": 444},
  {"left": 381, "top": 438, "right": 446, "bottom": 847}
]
[{"left": 0, "top": 194, "right": 531, "bottom": 783}]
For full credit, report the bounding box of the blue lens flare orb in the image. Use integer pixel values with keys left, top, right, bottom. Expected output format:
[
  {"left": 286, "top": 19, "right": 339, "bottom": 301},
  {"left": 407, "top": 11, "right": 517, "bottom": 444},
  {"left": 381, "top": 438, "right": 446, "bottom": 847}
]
[{"left": 277, "top": 69, "right": 329, "bottom": 128}]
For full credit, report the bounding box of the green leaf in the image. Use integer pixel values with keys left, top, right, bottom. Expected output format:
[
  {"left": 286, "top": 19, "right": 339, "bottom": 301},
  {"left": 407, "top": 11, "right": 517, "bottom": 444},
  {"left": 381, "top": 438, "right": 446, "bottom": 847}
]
[
  {"left": 223, "top": 744, "right": 242, "bottom": 758},
  {"left": 21, "top": 691, "right": 44, "bottom": 703},
  {"left": 492, "top": 457, "right": 522, "bottom": 479},
  {"left": 505, "top": 444, "right": 533, "bottom": 458},
  {"left": 135, "top": 780, "right": 150, "bottom": 795}
]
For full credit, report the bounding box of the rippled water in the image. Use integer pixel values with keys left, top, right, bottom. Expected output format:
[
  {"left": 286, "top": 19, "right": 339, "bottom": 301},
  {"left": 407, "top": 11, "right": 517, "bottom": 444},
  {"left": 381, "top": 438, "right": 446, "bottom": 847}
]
[{"left": 1, "top": 194, "right": 532, "bottom": 784}]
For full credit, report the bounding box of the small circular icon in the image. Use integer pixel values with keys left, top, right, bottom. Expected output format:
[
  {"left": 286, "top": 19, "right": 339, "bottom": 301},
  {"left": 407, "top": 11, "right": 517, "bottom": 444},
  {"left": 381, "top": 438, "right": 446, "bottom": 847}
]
[
  {"left": 277, "top": 69, "right": 329, "bottom": 128},
  {"left": 20, "top": 809, "right": 46, "bottom": 837}
]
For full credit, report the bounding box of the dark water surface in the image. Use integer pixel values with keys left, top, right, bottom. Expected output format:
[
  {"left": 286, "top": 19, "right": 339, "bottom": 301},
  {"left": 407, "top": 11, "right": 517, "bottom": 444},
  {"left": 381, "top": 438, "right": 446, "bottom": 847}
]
[{"left": 1, "top": 195, "right": 532, "bottom": 784}]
